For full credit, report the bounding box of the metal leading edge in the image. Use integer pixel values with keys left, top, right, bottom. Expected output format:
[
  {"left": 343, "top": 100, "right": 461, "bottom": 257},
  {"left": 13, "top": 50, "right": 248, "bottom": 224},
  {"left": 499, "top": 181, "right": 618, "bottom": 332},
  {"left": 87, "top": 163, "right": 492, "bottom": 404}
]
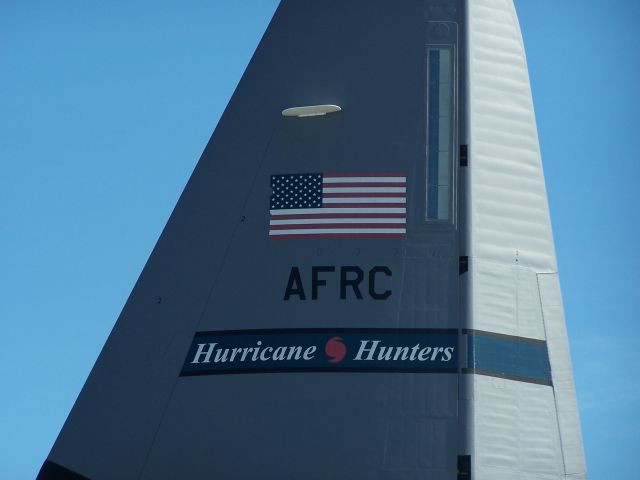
[{"left": 38, "top": 1, "right": 585, "bottom": 479}]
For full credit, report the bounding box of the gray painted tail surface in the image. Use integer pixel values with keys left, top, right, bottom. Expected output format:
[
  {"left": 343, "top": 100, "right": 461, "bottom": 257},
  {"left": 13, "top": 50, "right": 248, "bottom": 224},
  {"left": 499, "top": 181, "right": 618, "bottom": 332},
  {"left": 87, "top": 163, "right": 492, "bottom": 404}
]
[{"left": 41, "top": 2, "right": 464, "bottom": 479}]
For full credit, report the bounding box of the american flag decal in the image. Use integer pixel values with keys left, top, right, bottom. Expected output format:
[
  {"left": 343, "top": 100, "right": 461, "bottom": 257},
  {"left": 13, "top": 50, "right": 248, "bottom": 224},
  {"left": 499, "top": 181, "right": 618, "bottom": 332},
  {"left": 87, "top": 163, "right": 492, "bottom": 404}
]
[{"left": 269, "top": 172, "right": 407, "bottom": 239}]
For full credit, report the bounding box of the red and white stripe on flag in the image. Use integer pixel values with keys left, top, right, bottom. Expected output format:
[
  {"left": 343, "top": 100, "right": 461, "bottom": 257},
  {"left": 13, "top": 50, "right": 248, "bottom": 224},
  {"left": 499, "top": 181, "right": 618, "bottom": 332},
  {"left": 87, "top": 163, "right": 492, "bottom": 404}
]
[{"left": 269, "top": 172, "right": 406, "bottom": 239}]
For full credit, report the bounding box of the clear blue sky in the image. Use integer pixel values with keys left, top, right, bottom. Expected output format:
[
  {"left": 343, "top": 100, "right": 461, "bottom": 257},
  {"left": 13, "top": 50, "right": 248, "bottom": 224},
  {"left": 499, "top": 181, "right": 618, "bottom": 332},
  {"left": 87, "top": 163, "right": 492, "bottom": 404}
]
[{"left": 1, "top": 1, "right": 637, "bottom": 478}]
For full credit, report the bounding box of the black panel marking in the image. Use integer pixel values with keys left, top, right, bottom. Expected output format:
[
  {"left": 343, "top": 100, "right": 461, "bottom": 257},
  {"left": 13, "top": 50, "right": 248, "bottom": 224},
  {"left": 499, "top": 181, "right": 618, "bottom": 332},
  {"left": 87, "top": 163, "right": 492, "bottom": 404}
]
[
  {"left": 457, "top": 454, "right": 471, "bottom": 480},
  {"left": 459, "top": 256, "right": 468, "bottom": 275},
  {"left": 37, "top": 461, "right": 91, "bottom": 480},
  {"left": 460, "top": 144, "right": 468, "bottom": 166}
]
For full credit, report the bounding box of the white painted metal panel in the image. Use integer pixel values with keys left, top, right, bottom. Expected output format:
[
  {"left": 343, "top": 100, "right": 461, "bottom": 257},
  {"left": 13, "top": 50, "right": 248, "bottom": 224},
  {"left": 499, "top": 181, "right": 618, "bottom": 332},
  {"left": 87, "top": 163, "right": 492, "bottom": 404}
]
[
  {"left": 539, "top": 273, "right": 587, "bottom": 478},
  {"left": 468, "top": 0, "right": 556, "bottom": 273},
  {"left": 474, "top": 375, "right": 564, "bottom": 479},
  {"left": 472, "top": 260, "right": 546, "bottom": 340},
  {"left": 467, "top": 0, "right": 586, "bottom": 478}
]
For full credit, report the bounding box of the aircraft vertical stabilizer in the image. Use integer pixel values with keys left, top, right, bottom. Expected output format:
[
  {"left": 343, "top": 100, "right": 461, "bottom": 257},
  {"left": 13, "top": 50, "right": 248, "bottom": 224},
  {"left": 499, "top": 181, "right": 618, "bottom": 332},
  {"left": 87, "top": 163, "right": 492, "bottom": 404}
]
[{"left": 38, "top": 1, "right": 586, "bottom": 479}]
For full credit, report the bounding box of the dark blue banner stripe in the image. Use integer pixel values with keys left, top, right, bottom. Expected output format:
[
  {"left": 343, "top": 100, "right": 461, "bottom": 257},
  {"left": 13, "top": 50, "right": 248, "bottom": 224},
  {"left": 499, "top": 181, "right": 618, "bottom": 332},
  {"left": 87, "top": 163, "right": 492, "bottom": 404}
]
[
  {"left": 180, "top": 328, "right": 552, "bottom": 384},
  {"left": 181, "top": 328, "right": 458, "bottom": 376},
  {"left": 465, "top": 330, "right": 552, "bottom": 386}
]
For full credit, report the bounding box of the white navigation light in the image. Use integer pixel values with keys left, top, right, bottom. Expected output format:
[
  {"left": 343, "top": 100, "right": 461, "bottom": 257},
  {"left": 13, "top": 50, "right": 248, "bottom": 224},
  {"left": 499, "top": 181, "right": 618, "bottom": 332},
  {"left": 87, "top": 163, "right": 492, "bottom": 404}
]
[{"left": 281, "top": 104, "right": 341, "bottom": 117}]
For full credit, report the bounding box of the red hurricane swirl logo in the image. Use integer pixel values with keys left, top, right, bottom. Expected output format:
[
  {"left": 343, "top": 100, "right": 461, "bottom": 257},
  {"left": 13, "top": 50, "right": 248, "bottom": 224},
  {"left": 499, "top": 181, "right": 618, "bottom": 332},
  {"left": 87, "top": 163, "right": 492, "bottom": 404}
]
[{"left": 325, "top": 336, "right": 347, "bottom": 363}]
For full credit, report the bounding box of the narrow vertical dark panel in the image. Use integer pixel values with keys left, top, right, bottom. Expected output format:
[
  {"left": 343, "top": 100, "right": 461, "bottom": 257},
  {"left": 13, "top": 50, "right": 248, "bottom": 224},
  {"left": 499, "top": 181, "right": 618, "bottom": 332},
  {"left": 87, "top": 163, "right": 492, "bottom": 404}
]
[{"left": 427, "top": 49, "right": 441, "bottom": 219}]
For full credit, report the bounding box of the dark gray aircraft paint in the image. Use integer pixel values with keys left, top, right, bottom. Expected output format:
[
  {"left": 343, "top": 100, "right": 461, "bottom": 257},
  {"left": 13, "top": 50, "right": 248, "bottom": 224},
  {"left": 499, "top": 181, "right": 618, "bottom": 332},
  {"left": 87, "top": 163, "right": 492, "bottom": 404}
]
[{"left": 39, "top": 1, "right": 470, "bottom": 479}]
